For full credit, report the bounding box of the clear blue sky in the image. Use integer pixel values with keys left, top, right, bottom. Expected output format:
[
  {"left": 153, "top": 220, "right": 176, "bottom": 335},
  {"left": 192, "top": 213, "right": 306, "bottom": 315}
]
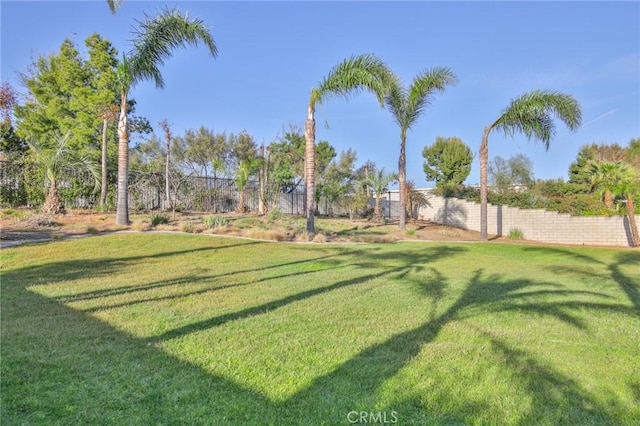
[{"left": 1, "top": 1, "right": 638, "bottom": 187}]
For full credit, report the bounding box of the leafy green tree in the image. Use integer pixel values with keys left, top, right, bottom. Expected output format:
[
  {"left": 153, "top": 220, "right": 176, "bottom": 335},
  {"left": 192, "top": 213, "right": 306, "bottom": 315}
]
[
  {"left": 15, "top": 39, "right": 95, "bottom": 154},
  {"left": 364, "top": 166, "right": 397, "bottom": 219},
  {"left": 488, "top": 154, "right": 534, "bottom": 194},
  {"left": 568, "top": 145, "right": 596, "bottom": 187},
  {"left": 0, "top": 82, "right": 26, "bottom": 154},
  {"left": 385, "top": 68, "right": 457, "bottom": 230},
  {"left": 304, "top": 54, "right": 396, "bottom": 235},
  {"left": 422, "top": 136, "right": 472, "bottom": 189},
  {"left": 27, "top": 132, "right": 99, "bottom": 214},
  {"left": 628, "top": 138, "right": 640, "bottom": 167},
  {"left": 230, "top": 130, "right": 258, "bottom": 167},
  {"left": 319, "top": 149, "right": 358, "bottom": 217},
  {"left": 479, "top": 90, "right": 582, "bottom": 240},
  {"left": 85, "top": 33, "right": 120, "bottom": 207},
  {"left": 569, "top": 143, "right": 629, "bottom": 187},
  {"left": 114, "top": 7, "right": 217, "bottom": 225},
  {"left": 176, "top": 127, "right": 229, "bottom": 178}
]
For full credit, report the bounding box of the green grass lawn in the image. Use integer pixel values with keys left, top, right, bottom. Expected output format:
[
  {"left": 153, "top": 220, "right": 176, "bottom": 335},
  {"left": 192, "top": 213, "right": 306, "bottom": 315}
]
[{"left": 1, "top": 234, "right": 639, "bottom": 425}]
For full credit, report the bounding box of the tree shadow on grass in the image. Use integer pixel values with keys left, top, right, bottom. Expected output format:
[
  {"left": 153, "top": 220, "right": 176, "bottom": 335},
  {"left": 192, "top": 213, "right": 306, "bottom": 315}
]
[
  {"left": 283, "top": 265, "right": 635, "bottom": 423},
  {"left": 2, "top": 239, "right": 638, "bottom": 424},
  {"left": 4, "top": 239, "right": 263, "bottom": 287},
  {"left": 147, "top": 245, "right": 467, "bottom": 344},
  {"left": 526, "top": 247, "right": 640, "bottom": 314}
]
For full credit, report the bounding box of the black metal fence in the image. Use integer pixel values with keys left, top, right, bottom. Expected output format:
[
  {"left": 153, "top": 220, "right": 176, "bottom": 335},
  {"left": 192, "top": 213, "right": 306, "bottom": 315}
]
[{"left": 0, "top": 159, "right": 403, "bottom": 218}]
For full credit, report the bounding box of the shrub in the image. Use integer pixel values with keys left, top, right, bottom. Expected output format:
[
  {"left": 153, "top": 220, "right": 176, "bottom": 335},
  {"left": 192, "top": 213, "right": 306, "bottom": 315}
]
[
  {"left": 405, "top": 229, "right": 417, "bottom": 237},
  {"left": 86, "top": 226, "right": 100, "bottom": 235},
  {"left": 203, "top": 215, "right": 228, "bottom": 229},
  {"left": 181, "top": 222, "right": 196, "bottom": 233},
  {"left": 26, "top": 214, "right": 59, "bottom": 228},
  {"left": 150, "top": 213, "right": 169, "bottom": 227},
  {"left": 267, "top": 208, "right": 282, "bottom": 223},
  {"left": 508, "top": 228, "right": 524, "bottom": 240}
]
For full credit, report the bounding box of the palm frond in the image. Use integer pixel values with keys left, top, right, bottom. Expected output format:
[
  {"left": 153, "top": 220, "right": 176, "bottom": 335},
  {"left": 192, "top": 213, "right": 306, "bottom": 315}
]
[
  {"left": 129, "top": 7, "right": 218, "bottom": 88},
  {"left": 106, "top": 0, "right": 122, "bottom": 14},
  {"left": 406, "top": 67, "right": 457, "bottom": 127},
  {"left": 384, "top": 83, "right": 409, "bottom": 128},
  {"left": 314, "top": 54, "right": 396, "bottom": 107},
  {"left": 27, "top": 132, "right": 100, "bottom": 191},
  {"left": 492, "top": 90, "right": 582, "bottom": 150},
  {"left": 385, "top": 67, "right": 457, "bottom": 131}
]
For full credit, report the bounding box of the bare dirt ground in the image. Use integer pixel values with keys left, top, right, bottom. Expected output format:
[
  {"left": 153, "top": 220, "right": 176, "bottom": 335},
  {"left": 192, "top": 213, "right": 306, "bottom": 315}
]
[{"left": 0, "top": 209, "right": 494, "bottom": 247}]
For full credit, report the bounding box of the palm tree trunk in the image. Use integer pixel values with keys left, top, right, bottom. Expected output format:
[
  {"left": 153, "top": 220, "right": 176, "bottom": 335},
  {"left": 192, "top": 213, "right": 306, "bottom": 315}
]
[
  {"left": 604, "top": 189, "right": 613, "bottom": 209},
  {"left": 398, "top": 130, "right": 407, "bottom": 230},
  {"left": 479, "top": 126, "right": 490, "bottom": 241},
  {"left": 115, "top": 91, "right": 129, "bottom": 225},
  {"left": 165, "top": 138, "right": 171, "bottom": 211},
  {"left": 374, "top": 195, "right": 382, "bottom": 219},
  {"left": 100, "top": 117, "right": 109, "bottom": 207},
  {"left": 626, "top": 195, "right": 639, "bottom": 247},
  {"left": 304, "top": 101, "right": 316, "bottom": 236},
  {"left": 43, "top": 180, "right": 64, "bottom": 214}
]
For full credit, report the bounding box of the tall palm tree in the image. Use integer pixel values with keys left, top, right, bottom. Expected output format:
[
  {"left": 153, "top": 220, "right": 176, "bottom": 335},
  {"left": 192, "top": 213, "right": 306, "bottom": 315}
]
[
  {"left": 479, "top": 90, "right": 581, "bottom": 240},
  {"left": 115, "top": 8, "right": 217, "bottom": 225},
  {"left": 365, "top": 167, "right": 398, "bottom": 220},
  {"left": 385, "top": 68, "right": 457, "bottom": 230},
  {"left": 27, "top": 132, "right": 99, "bottom": 214},
  {"left": 589, "top": 160, "right": 625, "bottom": 209},
  {"left": 304, "top": 54, "right": 396, "bottom": 235}
]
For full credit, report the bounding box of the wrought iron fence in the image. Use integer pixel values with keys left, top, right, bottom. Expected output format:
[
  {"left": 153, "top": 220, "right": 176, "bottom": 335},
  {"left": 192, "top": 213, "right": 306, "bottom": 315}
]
[{"left": 0, "top": 159, "right": 400, "bottom": 218}]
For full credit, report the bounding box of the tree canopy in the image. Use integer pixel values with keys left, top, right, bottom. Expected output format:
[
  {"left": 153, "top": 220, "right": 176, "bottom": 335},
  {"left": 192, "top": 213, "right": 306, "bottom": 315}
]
[{"left": 422, "top": 136, "right": 472, "bottom": 188}]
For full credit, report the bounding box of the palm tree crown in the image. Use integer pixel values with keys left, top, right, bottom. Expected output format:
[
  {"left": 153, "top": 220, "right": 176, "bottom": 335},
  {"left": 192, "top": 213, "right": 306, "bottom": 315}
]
[
  {"left": 479, "top": 90, "right": 582, "bottom": 240},
  {"left": 491, "top": 90, "right": 582, "bottom": 148},
  {"left": 304, "top": 54, "right": 396, "bottom": 235},
  {"left": 384, "top": 67, "right": 457, "bottom": 230}
]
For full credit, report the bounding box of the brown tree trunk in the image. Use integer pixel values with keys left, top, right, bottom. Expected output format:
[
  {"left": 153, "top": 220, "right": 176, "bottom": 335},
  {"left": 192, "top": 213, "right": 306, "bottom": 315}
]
[
  {"left": 374, "top": 196, "right": 382, "bottom": 219},
  {"left": 100, "top": 117, "right": 108, "bottom": 207},
  {"left": 398, "top": 130, "right": 406, "bottom": 230},
  {"left": 43, "top": 180, "right": 65, "bottom": 214},
  {"left": 626, "top": 195, "right": 640, "bottom": 247},
  {"left": 604, "top": 189, "right": 613, "bottom": 210},
  {"left": 115, "top": 91, "right": 129, "bottom": 225},
  {"left": 304, "top": 101, "right": 316, "bottom": 236},
  {"left": 479, "top": 126, "right": 491, "bottom": 241},
  {"left": 165, "top": 138, "right": 171, "bottom": 211}
]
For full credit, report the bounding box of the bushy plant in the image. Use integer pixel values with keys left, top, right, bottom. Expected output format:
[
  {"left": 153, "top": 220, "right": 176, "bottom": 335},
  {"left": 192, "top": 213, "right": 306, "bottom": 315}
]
[
  {"left": 150, "top": 213, "right": 169, "bottom": 227},
  {"left": 181, "top": 222, "right": 196, "bottom": 233},
  {"left": 203, "top": 215, "right": 228, "bottom": 229},
  {"left": 508, "top": 228, "right": 524, "bottom": 240},
  {"left": 267, "top": 208, "right": 282, "bottom": 223}
]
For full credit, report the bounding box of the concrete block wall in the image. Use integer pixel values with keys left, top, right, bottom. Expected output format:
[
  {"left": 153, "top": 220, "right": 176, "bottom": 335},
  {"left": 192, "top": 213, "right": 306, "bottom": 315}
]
[{"left": 410, "top": 193, "right": 638, "bottom": 247}]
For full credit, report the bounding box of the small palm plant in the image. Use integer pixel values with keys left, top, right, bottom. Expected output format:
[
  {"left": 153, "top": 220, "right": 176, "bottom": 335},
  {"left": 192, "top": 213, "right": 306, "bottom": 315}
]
[
  {"left": 365, "top": 167, "right": 398, "bottom": 220},
  {"left": 27, "top": 132, "right": 99, "bottom": 214},
  {"left": 235, "top": 158, "right": 261, "bottom": 212},
  {"left": 589, "top": 160, "right": 626, "bottom": 209}
]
